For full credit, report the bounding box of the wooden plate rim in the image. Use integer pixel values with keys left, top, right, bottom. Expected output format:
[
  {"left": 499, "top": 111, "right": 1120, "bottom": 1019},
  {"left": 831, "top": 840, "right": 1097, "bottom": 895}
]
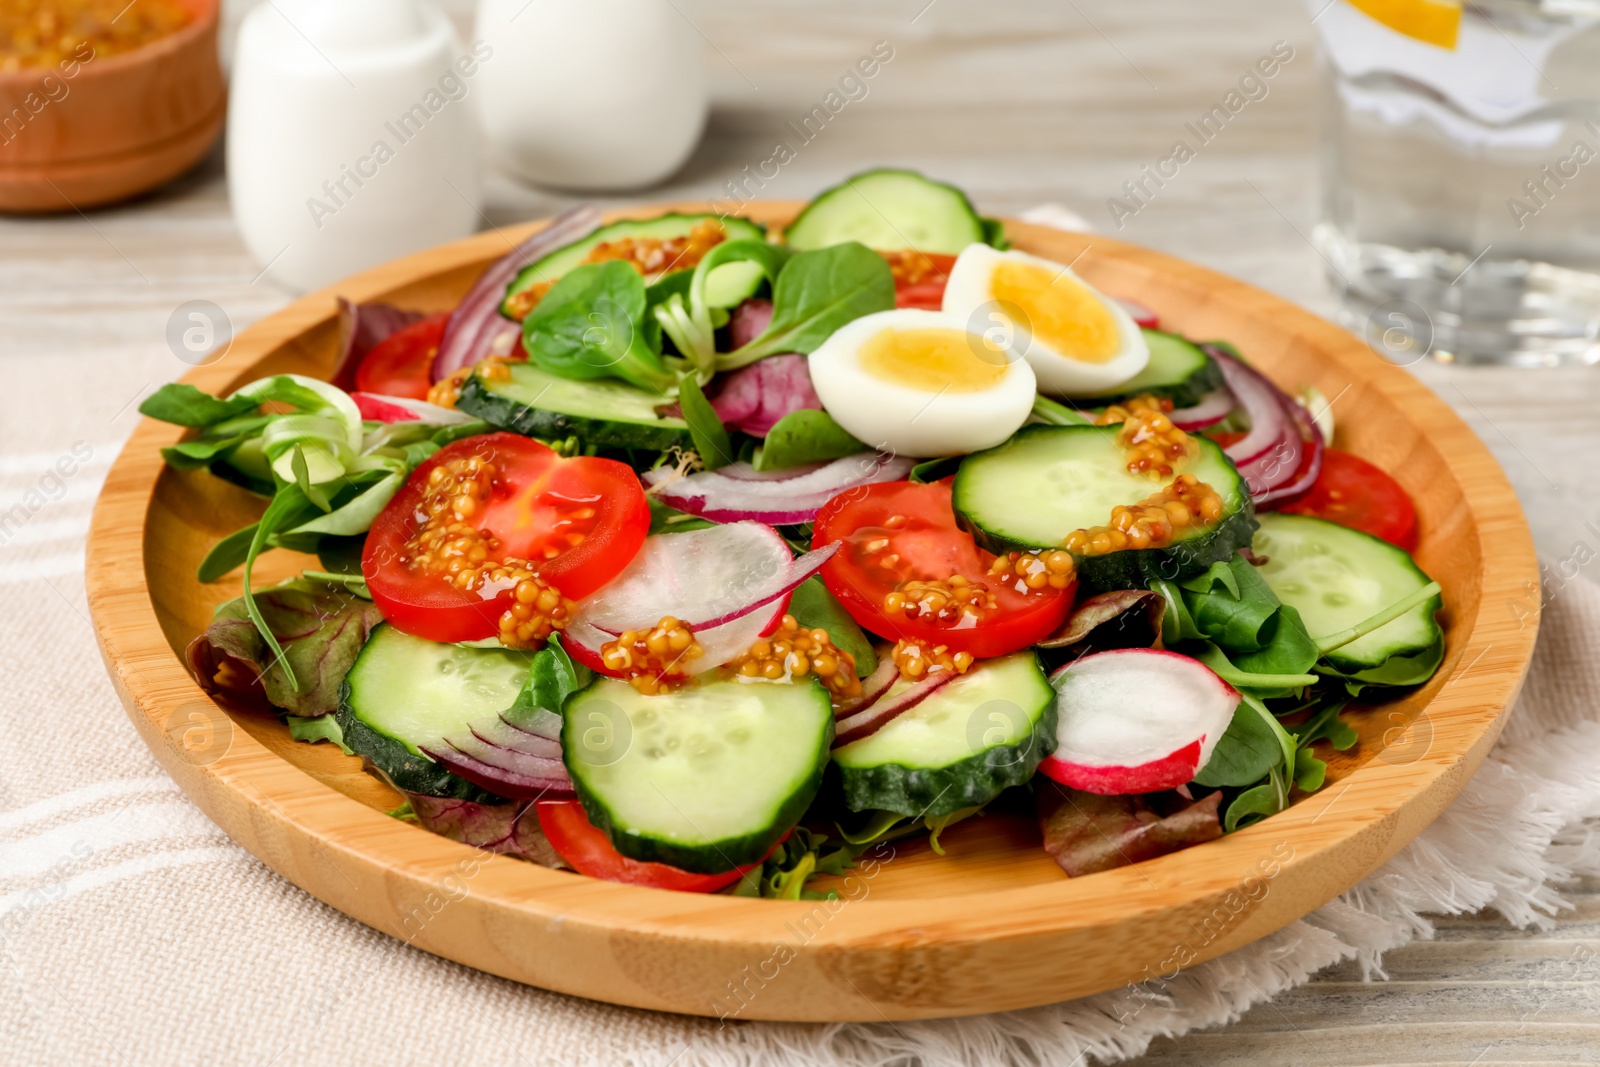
[{"left": 86, "top": 203, "right": 1540, "bottom": 1020}]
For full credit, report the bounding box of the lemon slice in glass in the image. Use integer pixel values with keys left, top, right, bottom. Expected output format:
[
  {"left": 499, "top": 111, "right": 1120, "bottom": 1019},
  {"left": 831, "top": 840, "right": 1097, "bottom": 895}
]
[{"left": 1347, "top": 0, "right": 1462, "bottom": 49}]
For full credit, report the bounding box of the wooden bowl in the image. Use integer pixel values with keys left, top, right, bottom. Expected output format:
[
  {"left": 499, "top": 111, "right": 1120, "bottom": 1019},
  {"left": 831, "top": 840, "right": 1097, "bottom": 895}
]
[
  {"left": 86, "top": 204, "right": 1539, "bottom": 1022},
  {"left": 0, "top": 0, "right": 223, "bottom": 213}
]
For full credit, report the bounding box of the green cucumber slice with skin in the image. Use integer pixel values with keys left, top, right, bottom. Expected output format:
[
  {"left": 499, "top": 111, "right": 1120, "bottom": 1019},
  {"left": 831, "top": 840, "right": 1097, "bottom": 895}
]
[
  {"left": 784, "top": 168, "right": 987, "bottom": 255},
  {"left": 831, "top": 652, "right": 1056, "bottom": 817},
  {"left": 456, "top": 361, "right": 692, "bottom": 452},
  {"left": 500, "top": 213, "right": 767, "bottom": 319},
  {"left": 335, "top": 624, "right": 533, "bottom": 800},
  {"left": 953, "top": 424, "right": 1257, "bottom": 593},
  {"left": 563, "top": 675, "right": 835, "bottom": 873},
  {"left": 1252, "top": 512, "right": 1444, "bottom": 672},
  {"left": 1073, "top": 330, "right": 1224, "bottom": 408}
]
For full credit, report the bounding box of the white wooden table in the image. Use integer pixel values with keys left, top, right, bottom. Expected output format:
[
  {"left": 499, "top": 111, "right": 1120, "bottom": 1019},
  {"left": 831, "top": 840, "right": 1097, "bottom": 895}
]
[{"left": 3, "top": 0, "right": 1596, "bottom": 1061}]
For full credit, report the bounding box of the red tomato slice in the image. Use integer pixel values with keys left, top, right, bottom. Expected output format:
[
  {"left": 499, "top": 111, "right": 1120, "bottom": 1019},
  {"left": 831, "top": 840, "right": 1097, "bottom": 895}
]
[
  {"left": 811, "top": 480, "right": 1074, "bottom": 659},
  {"left": 886, "top": 251, "right": 956, "bottom": 310},
  {"left": 895, "top": 282, "right": 948, "bottom": 310},
  {"left": 363, "top": 433, "right": 650, "bottom": 642},
  {"left": 354, "top": 312, "right": 450, "bottom": 400},
  {"left": 1282, "top": 448, "right": 1418, "bottom": 550},
  {"left": 535, "top": 800, "right": 759, "bottom": 892}
]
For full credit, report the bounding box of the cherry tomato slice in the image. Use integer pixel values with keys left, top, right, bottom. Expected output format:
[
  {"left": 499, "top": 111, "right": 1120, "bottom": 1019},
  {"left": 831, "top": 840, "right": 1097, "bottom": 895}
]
[
  {"left": 1282, "top": 448, "right": 1418, "bottom": 550},
  {"left": 363, "top": 433, "right": 649, "bottom": 643},
  {"left": 536, "top": 800, "right": 759, "bottom": 892},
  {"left": 811, "top": 480, "right": 1074, "bottom": 659},
  {"left": 885, "top": 251, "right": 956, "bottom": 310},
  {"left": 354, "top": 312, "right": 450, "bottom": 400}
]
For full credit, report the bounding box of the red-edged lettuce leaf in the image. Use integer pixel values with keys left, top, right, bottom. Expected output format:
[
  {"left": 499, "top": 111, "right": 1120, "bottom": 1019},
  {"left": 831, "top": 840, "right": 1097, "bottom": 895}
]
[
  {"left": 727, "top": 297, "right": 774, "bottom": 350},
  {"left": 707, "top": 353, "right": 823, "bottom": 438},
  {"left": 1037, "top": 780, "right": 1223, "bottom": 877},
  {"left": 1037, "top": 589, "right": 1165, "bottom": 652},
  {"left": 186, "top": 576, "right": 383, "bottom": 717},
  {"left": 404, "top": 795, "right": 565, "bottom": 867},
  {"left": 330, "top": 299, "right": 424, "bottom": 391}
]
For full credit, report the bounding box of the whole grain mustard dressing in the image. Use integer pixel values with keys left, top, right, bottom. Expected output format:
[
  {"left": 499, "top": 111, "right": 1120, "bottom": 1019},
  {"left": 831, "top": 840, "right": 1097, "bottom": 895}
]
[{"left": 0, "top": 0, "right": 191, "bottom": 71}]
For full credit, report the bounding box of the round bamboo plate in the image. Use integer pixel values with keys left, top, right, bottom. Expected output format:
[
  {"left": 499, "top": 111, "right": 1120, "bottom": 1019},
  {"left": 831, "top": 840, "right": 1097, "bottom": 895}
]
[{"left": 86, "top": 203, "right": 1539, "bottom": 1022}]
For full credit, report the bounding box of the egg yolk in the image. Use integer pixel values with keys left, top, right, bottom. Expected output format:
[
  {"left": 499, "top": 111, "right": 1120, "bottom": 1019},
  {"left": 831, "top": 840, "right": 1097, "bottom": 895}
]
[
  {"left": 990, "top": 261, "right": 1122, "bottom": 364},
  {"left": 858, "top": 327, "right": 1010, "bottom": 394}
]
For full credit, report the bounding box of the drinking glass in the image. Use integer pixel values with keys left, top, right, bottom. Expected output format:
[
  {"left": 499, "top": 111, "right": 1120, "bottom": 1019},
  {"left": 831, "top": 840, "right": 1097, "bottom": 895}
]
[{"left": 1314, "top": 0, "right": 1600, "bottom": 366}]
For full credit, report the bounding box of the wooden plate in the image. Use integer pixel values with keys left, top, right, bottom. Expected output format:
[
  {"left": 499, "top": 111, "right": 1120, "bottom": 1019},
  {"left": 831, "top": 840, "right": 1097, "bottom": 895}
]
[{"left": 87, "top": 203, "right": 1539, "bottom": 1022}]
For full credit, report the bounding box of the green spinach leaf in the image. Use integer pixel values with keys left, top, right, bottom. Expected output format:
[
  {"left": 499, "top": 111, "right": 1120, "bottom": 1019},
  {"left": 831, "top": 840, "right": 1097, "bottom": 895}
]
[
  {"left": 676, "top": 371, "right": 735, "bottom": 469},
  {"left": 721, "top": 242, "right": 895, "bottom": 369},
  {"left": 1192, "top": 700, "right": 1278, "bottom": 788},
  {"left": 522, "top": 260, "right": 677, "bottom": 393},
  {"left": 788, "top": 576, "right": 877, "bottom": 677},
  {"left": 754, "top": 409, "right": 864, "bottom": 471}
]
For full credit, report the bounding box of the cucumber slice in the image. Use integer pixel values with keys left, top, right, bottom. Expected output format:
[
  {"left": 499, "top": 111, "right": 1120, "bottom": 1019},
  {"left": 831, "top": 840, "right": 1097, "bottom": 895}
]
[
  {"left": 456, "top": 361, "right": 692, "bottom": 451},
  {"left": 784, "top": 168, "right": 986, "bottom": 254},
  {"left": 831, "top": 652, "right": 1055, "bottom": 817},
  {"left": 953, "top": 424, "right": 1256, "bottom": 592},
  {"left": 335, "top": 624, "right": 534, "bottom": 799},
  {"left": 500, "top": 214, "right": 767, "bottom": 318},
  {"left": 564, "top": 675, "right": 834, "bottom": 873},
  {"left": 1074, "top": 330, "right": 1223, "bottom": 407},
  {"left": 1252, "top": 513, "right": 1443, "bottom": 672}
]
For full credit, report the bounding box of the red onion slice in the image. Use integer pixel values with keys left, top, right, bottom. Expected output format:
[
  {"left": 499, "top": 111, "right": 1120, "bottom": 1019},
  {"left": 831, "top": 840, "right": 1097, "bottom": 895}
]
[
  {"left": 832, "top": 670, "right": 957, "bottom": 748},
  {"left": 470, "top": 717, "right": 563, "bottom": 761},
  {"left": 644, "top": 452, "right": 915, "bottom": 525},
  {"left": 431, "top": 204, "right": 604, "bottom": 383},
  {"left": 837, "top": 655, "right": 898, "bottom": 717},
  {"left": 1206, "top": 348, "right": 1326, "bottom": 508},
  {"left": 352, "top": 392, "right": 474, "bottom": 425},
  {"left": 331, "top": 300, "right": 422, "bottom": 391},
  {"left": 1209, "top": 349, "right": 1288, "bottom": 467},
  {"left": 422, "top": 741, "right": 575, "bottom": 801},
  {"left": 1168, "top": 387, "right": 1235, "bottom": 432},
  {"left": 1115, "top": 297, "right": 1159, "bottom": 330}
]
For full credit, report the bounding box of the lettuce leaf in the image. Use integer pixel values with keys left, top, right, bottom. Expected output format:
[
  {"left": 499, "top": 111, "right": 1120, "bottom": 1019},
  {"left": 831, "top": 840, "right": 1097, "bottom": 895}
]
[
  {"left": 186, "top": 575, "right": 383, "bottom": 717},
  {"left": 403, "top": 795, "right": 565, "bottom": 867},
  {"left": 1037, "top": 780, "right": 1223, "bottom": 877}
]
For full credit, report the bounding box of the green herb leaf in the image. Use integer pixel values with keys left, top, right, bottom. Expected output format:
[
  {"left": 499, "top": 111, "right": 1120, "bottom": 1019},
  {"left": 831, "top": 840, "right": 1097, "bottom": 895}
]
[
  {"left": 721, "top": 242, "right": 895, "bottom": 369},
  {"left": 140, "top": 382, "right": 259, "bottom": 428},
  {"left": 523, "top": 261, "right": 677, "bottom": 394},
  {"left": 676, "top": 371, "right": 735, "bottom": 469},
  {"left": 788, "top": 576, "right": 878, "bottom": 677},
  {"left": 754, "top": 409, "right": 864, "bottom": 471},
  {"left": 287, "top": 714, "right": 353, "bottom": 753},
  {"left": 1192, "top": 699, "right": 1279, "bottom": 788},
  {"left": 1223, "top": 771, "right": 1285, "bottom": 832},
  {"left": 197, "top": 523, "right": 260, "bottom": 583},
  {"left": 503, "top": 636, "right": 593, "bottom": 725},
  {"left": 1031, "top": 395, "right": 1095, "bottom": 426}
]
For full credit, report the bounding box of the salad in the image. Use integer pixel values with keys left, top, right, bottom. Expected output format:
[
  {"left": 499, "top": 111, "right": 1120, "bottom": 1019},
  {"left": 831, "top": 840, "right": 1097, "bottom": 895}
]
[{"left": 150, "top": 168, "right": 1444, "bottom": 898}]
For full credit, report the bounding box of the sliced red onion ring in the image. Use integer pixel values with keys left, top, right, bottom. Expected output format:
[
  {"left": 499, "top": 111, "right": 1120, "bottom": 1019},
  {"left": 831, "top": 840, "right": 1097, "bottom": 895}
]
[
  {"left": 422, "top": 740, "right": 574, "bottom": 801},
  {"left": 1168, "top": 387, "right": 1235, "bottom": 432},
  {"left": 1207, "top": 348, "right": 1325, "bottom": 508},
  {"left": 832, "top": 670, "right": 957, "bottom": 748},
  {"left": 502, "top": 707, "right": 563, "bottom": 742},
  {"left": 1209, "top": 349, "right": 1288, "bottom": 467},
  {"left": 837, "top": 655, "right": 898, "bottom": 717},
  {"left": 471, "top": 716, "right": 563, "bottom": 761},
  {"left": 351, "top": 392, "right": 474, "bottom": 425},
  {"left": 431, "top": 204, "right": 604, "bottom": 383},
  {"left": 1115, "top": 298, "right": 1159, "bottom": 330},
  {"left": 331, "top": 299, "right": 422, "bottom": 391},
  {"left": 644, "top": 452, "right": 915, "bottom": 525}
]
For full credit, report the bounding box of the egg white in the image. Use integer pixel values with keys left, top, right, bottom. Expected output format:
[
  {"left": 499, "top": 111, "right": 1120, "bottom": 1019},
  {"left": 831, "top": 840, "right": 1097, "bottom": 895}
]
[
  {"left": 941, "top": 244, "right": 1149, "bottom": 396},
  {"left": 806, "top": 308, "right": 1037, "bottom": 458}
]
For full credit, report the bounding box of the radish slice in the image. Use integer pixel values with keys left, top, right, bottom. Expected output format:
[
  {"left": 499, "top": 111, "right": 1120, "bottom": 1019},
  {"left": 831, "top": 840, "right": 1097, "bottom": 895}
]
[
  {"left": 832, "top": 670, "right": 957, "bottom": 747},
  {"left": 563, "top": 596, "right": 791, "bottom": 677},
  {"left": 1168, "top": 387, "right": 1235, "bottom": 431},
  {"left": 431, "top": 204, "right": 603, "bottom": 383},
  {"left": 1039, "top": 648, "right": 1240, "bottom": 795},
  {"left": 351, "top": 392, "right": 474, "bottom": 425},
  {"left": 643, "top": 452, "right": 915, "bottom": 525},
  {"left": 1115, "top": 298, "right": 1159, "bottom": 329},
  {"left": 838, "top": 655, "right": 898, "bottom": 717},
  {"left": 574, "top": 523, "right": 834, "bottom": 637}
]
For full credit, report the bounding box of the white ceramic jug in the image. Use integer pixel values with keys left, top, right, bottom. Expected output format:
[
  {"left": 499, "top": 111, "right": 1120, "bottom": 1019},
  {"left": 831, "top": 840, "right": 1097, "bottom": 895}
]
[
  {"left": 228, "top": 0, "right": 485, "bottom": 291},
  {"left": 474, "top": 0, "right": 708, "bottom": 191}
]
